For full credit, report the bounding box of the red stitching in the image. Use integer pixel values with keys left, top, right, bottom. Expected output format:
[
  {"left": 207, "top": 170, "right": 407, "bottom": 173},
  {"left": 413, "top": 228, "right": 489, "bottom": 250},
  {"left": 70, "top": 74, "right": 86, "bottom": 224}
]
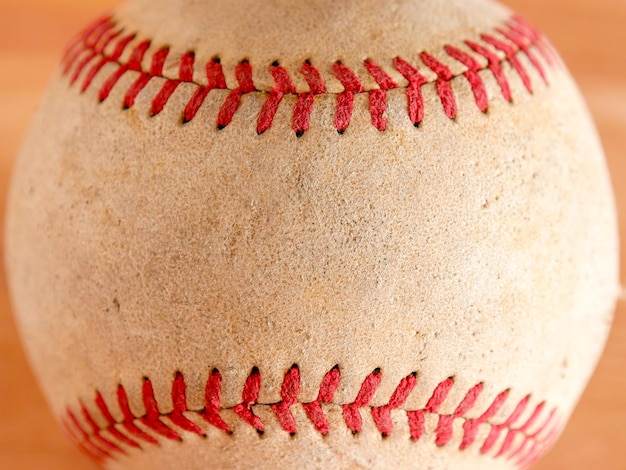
[
  {"left": 63, "top": 17, "right": 113, "bottom": 74},
  {"left": 496, "top": 26, "right": 547, "bottom": 83},
  {"left": 342, "top": 368, "right": 382, "bottom": 433},
  {"left": 481, "top": 32, "right": 533, "bottom": 94},
  {"left": 272, "top": 365, "right": 301, "bottom": 434},
  {"left": 293, "top": 61, "right": 326, "bottom": 136},
  {"left": 216, "top": 60, "right": 256, "bottom": 129},
  {"left": 64, "top": 366, "right": 560, "bottom": 466},
  {"left": 465, "top": 40, "right": 513, "bottom": 103},
  {"left": 258, "top": 63, "right": 297, "bottom": 134},
  {"left": 71, "top": 27, "right": 121, "bottom": 86},
  {"left": 392, "top": 57, "right": 427, "bottom": 126},
  {"left": 94, "top": 391, "right": 141, "bottom": 449},
  {"left": 184, "top": 59, "right": 227, "bottom": 123},
  {"left": 371, "top": 372, "right": 416, "bottom": 436},
  {"left": 201, "top": 369, "right": 232, "bottom": 433},
  {"left": 81, "top": 32, "right": 135, "bottom": 93},
  {"left": 151, "top": 51, "right": 196, "bottom": 116},
  {"left": 140, "top": 378, "right": 182, "bottom": 440},
  {"left": 232, "top": 367, "right": 265, "bottom": 433},
  {"left": 123, "top": 47, "right": 168, "bottom": 109},
  {"left": 62, "top": 14, "right": 555, "bottom": 133},
  {"left": 419, "top": 53, "right": 458, "bottom": 119},
  {"left": 99, "top": 40, "right": 151, "bottom": 103},
  {"left": 301, "top": 365, "right": 340, "bottom": 435},
  {"left": 117, "top": 384, "right": 158, "bottom": 445},
  {"left": 444, "top": 46, "right": 489, "bottom": 113},
  {"left": 332, "top": 61, "right": 365, "bottom": 133},
  {"left": 364, "top": 60, "right": 399, "bottom": 131},
  {"left": 508, "top": 15, "right": 558, "bottom": 67},
  {"left": 169, "top": 372, "right": 206, "bottom": 436}
]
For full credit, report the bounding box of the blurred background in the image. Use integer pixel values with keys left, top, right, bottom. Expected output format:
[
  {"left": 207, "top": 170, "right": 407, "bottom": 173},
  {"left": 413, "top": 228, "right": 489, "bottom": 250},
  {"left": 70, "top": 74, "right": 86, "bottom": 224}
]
[{"left": 0, "top": 0, "right": 624, "bottom": 468}]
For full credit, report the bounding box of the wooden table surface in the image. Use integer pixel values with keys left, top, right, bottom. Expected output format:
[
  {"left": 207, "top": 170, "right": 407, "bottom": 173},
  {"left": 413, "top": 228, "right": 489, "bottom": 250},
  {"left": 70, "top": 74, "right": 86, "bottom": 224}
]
[{"left": 0, "top": 0, "right": 624, "bottom": 468}]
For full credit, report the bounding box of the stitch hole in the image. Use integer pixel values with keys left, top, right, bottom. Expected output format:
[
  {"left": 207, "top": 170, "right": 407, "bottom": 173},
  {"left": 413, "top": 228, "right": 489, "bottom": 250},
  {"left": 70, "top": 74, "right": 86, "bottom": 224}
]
[
  {"left": 271, "top": 60, "right": 280, "bottom": 67},
  {"left": 295, "top": 130, "right": 305, "bottom": 138}
]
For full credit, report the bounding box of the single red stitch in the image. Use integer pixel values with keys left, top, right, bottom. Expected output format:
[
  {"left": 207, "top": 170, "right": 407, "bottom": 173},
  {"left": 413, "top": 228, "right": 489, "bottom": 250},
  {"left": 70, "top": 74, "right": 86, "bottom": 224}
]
[
  {"left": 183, "top": 59, "right": 227, "bottom": 123},
  {"left": 95, "top": 391, "right": 141, "bottom": 449},
  {"left": 302, "top": 365, "right": 341, "bottom": 435},
  {"left": 332, "top": 61, "right": 365, "bottom": 133},
  {"left": 372, "top": 373, "right": 417, "bottom": 436},
  {"left": 67, "top": 409, "right": 113, "bottom": 461},
  {"left": 481, "top": 33, "right": 533, "bottom": 93},
  {"left": 80, "top": 402, "right": 126, "bottom": 455},
  {"left": 169, "top": 372, "right": 206, "bottom": 436},
  {"left": 393, "top": 57, "right": 427, "bottom": 126},
  {"left": 151, "top": 51, "right": 196, "bottom": 116},
  {"left": 407, "top": 410, "right": 426, "bottom": 441},
  {"left": 98, "top": 40, "right": 151, "bottom": 103},
  {"left": 496, "top": 26, "right": 547, "bottom": 83},
  {"left": 420, "top": 52, "right": 457, "bottom": 119},
  {"left": 293, "top": 93, "right": 315, "bottom": 137},
  {"left": 300, "top": 61, "right": 327, "bottom": 95},
  {"left": 81, "top": 32, "right": 135, "bottom": 93},
  {"left": 465, "top": 40, "right": 513, "bottom": 103},
  {"left": 444, "top": 45, "right": 489, "bottom": 113},
  {"left": 272, "top": 365, "right": 301, "bottom": 434},
  {"left": 123, "top": 47, "right": 169, "bottom": 109},
  {"left": 179, "top": 51, "right": 196, "bottom": 81},
  {"left": 293, "top": 61, "right": 326, "bottom": 136},
  {"left": 364, "top": 60, "right": 399, "bottom": 131},
  {"left": 424, "top": 378, "right": 454, "bottom": 413},
  {"left": 116, "top": 384, "right": 159, "bottom": 445},
  {"left": 435, "top": 382, "right": 483, "bottom": 447},
  {"left": 140, "top": 378, "right": 182, "bottom": 441},
  {"left": 217, "top": 60, "right": 256, "bottom": 129},
  {"left": 200, "top": 369, "right": 232, "bottom": 433},
  {"left": 258, "top": 63, "right": 297, "bottom": 134},
  {"left": 342, "top": 369, "right": 382, "bottom": 434},
  {"left": 232, "top": 367, "right": 265, "bottom": 433}
]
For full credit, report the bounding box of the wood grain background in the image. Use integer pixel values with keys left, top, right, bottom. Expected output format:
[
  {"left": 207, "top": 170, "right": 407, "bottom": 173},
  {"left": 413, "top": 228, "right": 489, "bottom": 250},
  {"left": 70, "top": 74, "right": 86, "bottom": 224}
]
[{"left": 0, "top": 0, "right": 624, "bottom": 468}]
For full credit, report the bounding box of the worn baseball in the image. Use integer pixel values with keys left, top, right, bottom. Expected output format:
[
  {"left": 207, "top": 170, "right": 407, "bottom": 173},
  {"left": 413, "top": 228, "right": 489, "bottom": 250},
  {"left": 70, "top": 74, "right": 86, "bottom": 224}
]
[{"left": 4, "top": 0, "right": 620, "bottom": 468}]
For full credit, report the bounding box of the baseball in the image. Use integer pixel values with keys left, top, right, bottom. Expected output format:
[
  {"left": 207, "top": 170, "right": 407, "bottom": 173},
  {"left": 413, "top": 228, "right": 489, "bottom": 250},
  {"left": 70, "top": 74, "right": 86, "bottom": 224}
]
[{"left": 4, "top": 0, "right": 620, "bottom": 468}]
